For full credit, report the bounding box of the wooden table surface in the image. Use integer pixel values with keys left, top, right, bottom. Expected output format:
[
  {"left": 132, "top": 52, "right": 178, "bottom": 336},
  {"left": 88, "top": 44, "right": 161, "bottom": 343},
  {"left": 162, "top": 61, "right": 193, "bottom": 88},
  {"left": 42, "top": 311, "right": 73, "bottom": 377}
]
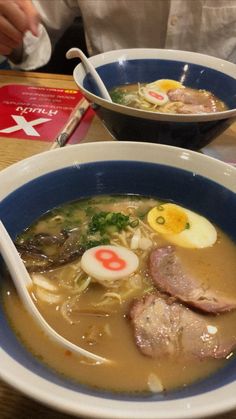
[{"left": 0, "top": 69, "right": 236, "bottom": 419}]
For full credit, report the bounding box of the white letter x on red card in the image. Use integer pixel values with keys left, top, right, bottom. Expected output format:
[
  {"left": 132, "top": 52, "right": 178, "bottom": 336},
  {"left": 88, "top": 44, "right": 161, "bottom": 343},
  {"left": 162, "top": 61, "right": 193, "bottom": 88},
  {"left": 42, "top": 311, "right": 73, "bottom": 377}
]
[{"left": 0, "top": 115, "right": 51, "bottom": 137}]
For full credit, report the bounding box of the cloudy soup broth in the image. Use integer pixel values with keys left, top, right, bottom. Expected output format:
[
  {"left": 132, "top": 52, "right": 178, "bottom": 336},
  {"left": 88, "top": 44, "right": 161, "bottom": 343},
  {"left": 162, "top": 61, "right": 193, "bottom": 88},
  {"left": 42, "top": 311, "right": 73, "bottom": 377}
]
[
  {"left": 2, "top": 195, "right": 236, "bottom": 393},
  {"left": 110, "top": 79, "right": 228, "bottom": 114}
]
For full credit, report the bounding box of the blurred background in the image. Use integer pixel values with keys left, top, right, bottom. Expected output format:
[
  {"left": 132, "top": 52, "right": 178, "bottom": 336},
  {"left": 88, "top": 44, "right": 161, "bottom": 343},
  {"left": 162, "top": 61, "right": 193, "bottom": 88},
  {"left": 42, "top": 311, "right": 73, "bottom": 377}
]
[
  {"left": 0, "top": 17, "right": 88, "bottom": 74},
  {"left": 37, "top": 17, "right": 88, "bottom": 75}
]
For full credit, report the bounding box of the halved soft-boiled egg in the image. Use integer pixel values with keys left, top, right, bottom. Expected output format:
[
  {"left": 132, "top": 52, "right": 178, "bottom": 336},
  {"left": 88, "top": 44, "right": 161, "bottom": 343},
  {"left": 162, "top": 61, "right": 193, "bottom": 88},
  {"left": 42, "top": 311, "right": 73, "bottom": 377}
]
[
  {"left": 81, "top": 245, "right": 139, "bottom": 281},
  {"left": 147, "top": 79, "right": 183, "bottom": 93},
  {"left": 147, "top": 203, "right": 217, "bottom": 248}
]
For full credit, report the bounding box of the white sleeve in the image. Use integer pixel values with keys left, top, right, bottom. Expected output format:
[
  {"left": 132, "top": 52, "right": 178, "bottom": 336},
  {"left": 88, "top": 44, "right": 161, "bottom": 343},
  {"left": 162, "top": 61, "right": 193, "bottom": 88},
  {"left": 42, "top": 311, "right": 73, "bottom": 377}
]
[
  {"left": 10, "top": 0, "right": 80, "bottom": 70},
  {"left": 10, "top": 24, "right": 51, "bottom": 70}
]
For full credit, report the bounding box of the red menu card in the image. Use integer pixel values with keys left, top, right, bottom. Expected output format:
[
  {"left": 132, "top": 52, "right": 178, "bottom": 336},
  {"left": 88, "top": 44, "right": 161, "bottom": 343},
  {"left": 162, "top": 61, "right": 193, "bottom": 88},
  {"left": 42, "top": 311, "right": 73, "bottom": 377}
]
[{"left": 0, "top": 84, "right": 94, "bottom": 143}]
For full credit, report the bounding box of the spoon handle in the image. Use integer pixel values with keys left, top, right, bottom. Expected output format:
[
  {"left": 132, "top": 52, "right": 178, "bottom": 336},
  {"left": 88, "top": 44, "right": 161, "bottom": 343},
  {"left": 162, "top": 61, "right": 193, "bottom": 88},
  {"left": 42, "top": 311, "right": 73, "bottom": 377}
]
[
  {"left": 0, "top": 221, "right": 32, "bottom": 289},
  {"left": 66, "top": 48, "right": 112, "bottom": 102}
]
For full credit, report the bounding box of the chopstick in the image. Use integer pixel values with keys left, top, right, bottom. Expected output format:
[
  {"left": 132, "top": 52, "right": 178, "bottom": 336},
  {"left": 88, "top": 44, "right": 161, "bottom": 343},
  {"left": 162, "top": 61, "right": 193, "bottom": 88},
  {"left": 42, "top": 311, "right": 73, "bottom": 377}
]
[{"left": 50, "top": 97, "right": 89, "bottom": 149}]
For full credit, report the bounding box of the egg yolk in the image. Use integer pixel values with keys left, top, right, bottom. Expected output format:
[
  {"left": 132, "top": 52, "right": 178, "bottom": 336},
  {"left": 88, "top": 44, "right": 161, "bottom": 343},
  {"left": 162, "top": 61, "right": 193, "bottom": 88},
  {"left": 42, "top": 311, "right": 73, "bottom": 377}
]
[
  {"left": 147, "top": 79, "right": 183, "bottom": 93},
  {"left": 147, "top": 203, "right": 189, "bottom": 235}
]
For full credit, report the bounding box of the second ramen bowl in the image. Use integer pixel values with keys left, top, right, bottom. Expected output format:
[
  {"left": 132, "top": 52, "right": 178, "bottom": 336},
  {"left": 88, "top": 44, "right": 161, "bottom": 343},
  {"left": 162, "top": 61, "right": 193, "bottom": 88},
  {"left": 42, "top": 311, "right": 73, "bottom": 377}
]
[{"left": 72, "top": 48, "right": 236, "bottom": 150}]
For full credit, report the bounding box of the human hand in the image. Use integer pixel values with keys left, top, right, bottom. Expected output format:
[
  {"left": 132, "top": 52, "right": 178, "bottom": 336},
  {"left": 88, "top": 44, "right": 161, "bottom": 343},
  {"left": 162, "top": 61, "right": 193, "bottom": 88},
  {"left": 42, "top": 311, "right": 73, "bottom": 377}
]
[{"left": 0, "top": 0, "right": 39, "bottom": 55}]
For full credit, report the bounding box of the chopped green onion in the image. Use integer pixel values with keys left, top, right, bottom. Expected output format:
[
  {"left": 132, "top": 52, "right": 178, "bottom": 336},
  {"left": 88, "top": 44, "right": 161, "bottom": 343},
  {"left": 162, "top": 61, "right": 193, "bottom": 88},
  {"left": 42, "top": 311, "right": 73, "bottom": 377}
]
[
  {"left": 84, "top": 237, "right": 110, "bottom": 249},
  {"left": 110, "top": 89, "right": 126, "bottom": 104},
  {"left": 130, "top": 219, "right": 139, "bottom": 228},
  {"left": 156, "top": 216, "right": 165, "bottom": 225},
  {"left": 89, "top": 211, "right": 130, "bottom": 235}
]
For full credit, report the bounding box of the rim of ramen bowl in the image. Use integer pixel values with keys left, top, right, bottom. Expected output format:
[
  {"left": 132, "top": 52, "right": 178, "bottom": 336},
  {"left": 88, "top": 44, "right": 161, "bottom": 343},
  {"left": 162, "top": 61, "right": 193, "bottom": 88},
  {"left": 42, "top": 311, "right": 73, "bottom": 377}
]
[
  {"left": 73, "top": 48, "right": 236, "bottom": 123},
  {"left": 0, "top": 141, "right": 236, "bottom": 419},
  {"left": 1, "top": 141, "right": 235, "bottom": 197}
]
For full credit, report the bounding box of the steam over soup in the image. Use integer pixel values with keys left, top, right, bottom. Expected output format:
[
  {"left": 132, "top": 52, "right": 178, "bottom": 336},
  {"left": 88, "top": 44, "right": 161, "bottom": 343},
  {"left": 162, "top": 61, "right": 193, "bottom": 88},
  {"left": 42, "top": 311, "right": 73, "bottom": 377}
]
[
  {"left": 110, "top": 79, "right": 228, "bottom": 114},
  {"left": 2, "top": 195, "right": 236, "bottom": 393}
]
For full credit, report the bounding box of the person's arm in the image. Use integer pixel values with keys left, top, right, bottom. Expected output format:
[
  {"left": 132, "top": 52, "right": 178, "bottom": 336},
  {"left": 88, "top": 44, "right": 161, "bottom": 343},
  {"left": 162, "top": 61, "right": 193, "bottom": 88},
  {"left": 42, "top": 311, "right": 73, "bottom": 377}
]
[
  {"left": 0, "top": 0, "right": 80, "bottom": 70},
  {"left": 21, "top": 0, "right": 81, "bottom": 70},
  {"left": 0, "top": 0, "right": 39, "bottom": 60}
]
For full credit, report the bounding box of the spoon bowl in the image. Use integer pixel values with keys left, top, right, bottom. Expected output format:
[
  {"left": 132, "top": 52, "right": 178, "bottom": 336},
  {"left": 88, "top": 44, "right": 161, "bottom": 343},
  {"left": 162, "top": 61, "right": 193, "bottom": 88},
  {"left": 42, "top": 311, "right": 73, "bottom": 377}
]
[
  {"left": 0, "top": 220, "right": 109, "bottom": 365},
  {"left": 66, "top": 48, "right": 112, "bottom": 102}
]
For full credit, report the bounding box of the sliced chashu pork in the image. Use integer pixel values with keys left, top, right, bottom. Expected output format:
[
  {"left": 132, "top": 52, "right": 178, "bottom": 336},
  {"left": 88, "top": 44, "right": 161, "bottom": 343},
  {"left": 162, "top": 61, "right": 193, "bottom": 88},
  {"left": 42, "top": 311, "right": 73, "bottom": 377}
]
[
  {"left": 130, "top": 293, "right": 236, "bottom": 359},
  {"left": 167, "top": 87, "right": 218, "bottom": 114},
  {"left": 149, "top": 246, "right": 236, "bottom": 313}
]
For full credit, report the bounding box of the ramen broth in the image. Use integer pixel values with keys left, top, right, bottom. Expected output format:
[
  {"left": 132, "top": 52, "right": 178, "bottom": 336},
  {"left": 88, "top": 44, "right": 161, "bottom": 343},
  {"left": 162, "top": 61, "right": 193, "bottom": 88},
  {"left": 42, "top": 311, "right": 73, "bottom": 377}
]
[
  {"left": 110, "top": 80, "right": 227, "bottom": 114},
  {"left": 2, "top": 195, "right": 236, "bottom": 393}
]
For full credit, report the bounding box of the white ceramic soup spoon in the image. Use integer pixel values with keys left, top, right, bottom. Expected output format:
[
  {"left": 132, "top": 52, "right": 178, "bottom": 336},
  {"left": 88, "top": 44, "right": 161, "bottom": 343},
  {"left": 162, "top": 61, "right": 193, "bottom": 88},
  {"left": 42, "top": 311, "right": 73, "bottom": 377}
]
[
  {"left": 66, "top": 48, "right": 112, "bottom": 102},
  {"left": 0, "top": 220, "right": 109, "bottom": 364}
]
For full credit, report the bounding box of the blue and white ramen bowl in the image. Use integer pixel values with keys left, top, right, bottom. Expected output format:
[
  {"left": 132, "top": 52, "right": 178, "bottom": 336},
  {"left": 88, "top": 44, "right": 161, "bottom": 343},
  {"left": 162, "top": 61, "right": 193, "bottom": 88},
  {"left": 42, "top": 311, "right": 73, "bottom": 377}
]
[
  {"left": 72, "top": 48, "right": 236, "bottom": 150},
  {"left": 0, "top": 142, "right": 236, "bottom": 419}
]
